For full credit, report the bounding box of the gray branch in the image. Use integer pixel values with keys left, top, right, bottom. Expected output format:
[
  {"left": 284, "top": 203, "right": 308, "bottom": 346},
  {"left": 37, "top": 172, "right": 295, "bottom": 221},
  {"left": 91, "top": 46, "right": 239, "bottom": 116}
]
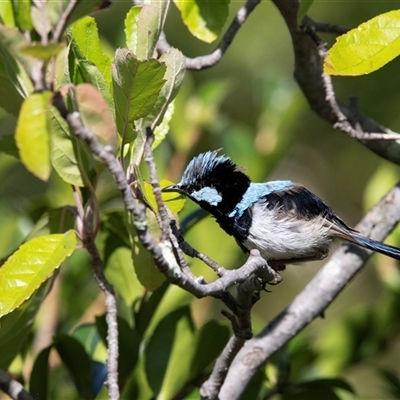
[
  {"left": 272, "top": 0, "right": 400, "bottom": 165},
  {"left": 0, "top": 369, "right": 33, "bottom": 400},
  {"left": 52, "top": 93, "right": 120, "bottom": 400},
  {"left": 219, "top": 182, "right": 400, "bottom": 399},
  {"left": 157, "top": 0, "right": 261, "bottom": 70}
]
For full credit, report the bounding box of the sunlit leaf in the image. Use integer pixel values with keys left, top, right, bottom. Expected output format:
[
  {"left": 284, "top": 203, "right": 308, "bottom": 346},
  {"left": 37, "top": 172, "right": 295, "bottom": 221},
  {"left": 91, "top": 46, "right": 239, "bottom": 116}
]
[
  {"left": 16, "top": 92, "right": 52, "bottom": 181},
  {"left": 75, "top": 83, "right": 118, "bottom": 153},
  {"left": 143, "top": 180, "right": 185, "bottom": 216},
  {"left": 20, "top": 43, "right": 64, "bottom": 61},
  {"left": 0, "top": 1, "right": 15, "bottom": 27},
  {"left": 112, "top": 49, "right": 166, "bottom": 140},
  {"left": 325, "top": 10, "right": 400, "bottom": 76},
  {"left": 153, "top": 102, "right": 174, "bottom": 149},
  {"left": 173, "top": 0, "right": 229, "bottom": 43},
  {"left": 125, "top": 6, "right": 141, "bottom": 53},
  {"left": 125, "top": 2, "right": 169, "bottom": 59},
  {"left": 71, "top": 17, "right": 112, "bottom": 86},
  {"left": 0, "top": 231, "right": 76, "bottom": 318}
]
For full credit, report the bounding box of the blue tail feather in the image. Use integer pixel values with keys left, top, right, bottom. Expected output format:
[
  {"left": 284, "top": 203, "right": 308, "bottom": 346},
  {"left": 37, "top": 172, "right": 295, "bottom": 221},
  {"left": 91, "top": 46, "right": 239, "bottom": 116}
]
[{"left": 351, "top": 234, "right": 400, "bottom": 260}]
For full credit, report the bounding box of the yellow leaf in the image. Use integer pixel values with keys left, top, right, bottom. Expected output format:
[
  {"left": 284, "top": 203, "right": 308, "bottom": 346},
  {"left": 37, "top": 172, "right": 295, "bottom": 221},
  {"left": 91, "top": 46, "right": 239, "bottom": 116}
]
[
  {"left": 325, "top": 10, "right": 400, "bottom": 76},
  {"left": 0, "top": 231, "right": 77, "bottom": 318},
  {"left": 16, "top": 92, "right": 52, "bottom": 180}
]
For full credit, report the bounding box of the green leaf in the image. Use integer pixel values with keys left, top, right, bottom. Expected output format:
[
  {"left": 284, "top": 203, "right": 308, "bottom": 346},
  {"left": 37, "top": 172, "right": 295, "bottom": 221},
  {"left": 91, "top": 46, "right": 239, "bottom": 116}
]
[
  {"left": 125, "top": 2, "right": 169, "bottom": 59},
  {"left": 0, "top": 1, "right": 15, "bottom": 27},
  {"left": 0, "top": 132, "right": 19, "bottom": 158},
  {"left": 71, "top": 17, "right": 112, "bottom": 86},
  {"left": 72, "top": 324, "right": 105, "bottom": 360},
  {"left": 125, "top": 6, "right": 141, "bottom": 53},
  {"left": 0, "top": 231, "right": 76, "bottom": 318},
  {"left": 325, "top": 10, "right": 400, "bottom": 76},
  {"left": 379, "top": 369, "right": 400, "bottom": 399},
  {"left": 153, "top": 101, "right": 175, "bottom": 149},
  {"left": 0, "top": 26, "right": 33, "bottom": 115},
  {"left": 112, "top": 49, "right": 166, "bottom": 140},
  {"left": 141, "top": 47, "right": 186, "bottom": 130},
  {"left": 11, "top": 0, "right": 32, "bottom": 31},
  {"left": 45, "top": 0, "right": 110, "bottom": 38},
  {"left": 16, "top": 92, "right": 52, "bottom": 181},
  {"left": 20, "top": 43, "right": 64, "bottom": 61},
  {"left": 0, "top": 278, "right": 54, "bottom": 369},
  {"left": 173, "top": 0, "right": 229, "bottom": 43},
  {"left": 281, "top": 378, "right": 355, "bottom": 400},
  {"left": 135, "top": 281, "right": 169, "bottom": 336},
  {"left": 143, "top": 180, "right": 186, "bottom": 216},
  {"left": 75, "top": 83, "right": 118, "bottom": 153},
  {"left": 189, "top": 320, "right": 230, "bottom": 380},
  {"left": 99, "top": 209, "right": 131, "bottom": 264},
  {"left": 297, "top": 0, "right": 314, "bottom": 23},
  {"left": 145, "top": 306, "right": 195, "bottom": 399},
  {"left": 54, "top": 334, "right": 93, "bottom": 400},
  {"left": 105, "top": 247, "right": 143, "bottom": 307},
  {"left": 131, "top": 228, "right": 166, "bottom": 291},
  {"left": 68, "top": 37, "right": 113, "bottom": 113},
  {"left": 50, "top": 107, "right": 94, "bottom": 187},
  {"left": 30, "top": 346, "right": 52, "bottom": 400}
]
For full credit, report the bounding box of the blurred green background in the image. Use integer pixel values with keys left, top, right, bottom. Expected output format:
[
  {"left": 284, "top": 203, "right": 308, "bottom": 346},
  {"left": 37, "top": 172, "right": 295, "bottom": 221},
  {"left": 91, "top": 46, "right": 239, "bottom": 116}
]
[{"left": 1, "top": 0, "right": 400, "bottom": 398}]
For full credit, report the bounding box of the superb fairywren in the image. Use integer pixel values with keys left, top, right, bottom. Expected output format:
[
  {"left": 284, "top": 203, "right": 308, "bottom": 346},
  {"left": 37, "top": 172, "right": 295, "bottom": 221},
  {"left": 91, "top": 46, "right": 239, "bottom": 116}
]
[{"left": 163, "top": 151, "right": 400, "bottom": 268}]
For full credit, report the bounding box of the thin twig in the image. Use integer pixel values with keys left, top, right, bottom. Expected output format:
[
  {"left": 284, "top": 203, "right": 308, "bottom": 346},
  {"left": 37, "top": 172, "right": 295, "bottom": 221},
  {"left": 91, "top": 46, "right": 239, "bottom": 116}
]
[
  {"left": 0, "top": 369, "right": 33, "bottom": 400},
  {"left": 302, "top": 17, "right": 349, "bottom": 35},
  {"left": 157, "top": 0, "right": 261, "bottom": 70},
  {"left": 144, "top": 127, "right": 170, "bottom": 241},
  {"left": 52, "top": 0, "right": 78, "bottom": 42},
  {"left": 201, "top": 269, "right": 265, "bottom": 399},
  {"left": 170, "top": 221, "right": 228, "bottom": 277},
  {"left": 82, "top": 235, "right": 120, "bottom": 400},
  {"left": 317, "top": 44, "right": 400, "bottom": 142},
  {"left": 52, "top": 93, "right": 119, "bottom": 400},
  {"left": 200, "top": 335, "right": 247, "bottom": 400},
  {"left": 271, "top": 0, "right": 400, "bottom": 164}
]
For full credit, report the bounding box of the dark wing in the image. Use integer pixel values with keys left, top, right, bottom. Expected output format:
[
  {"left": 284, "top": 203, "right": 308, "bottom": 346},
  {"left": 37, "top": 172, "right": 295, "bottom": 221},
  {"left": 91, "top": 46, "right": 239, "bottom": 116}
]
[{"left": 263, "top": 185, "right": 356, "bottom": 232}]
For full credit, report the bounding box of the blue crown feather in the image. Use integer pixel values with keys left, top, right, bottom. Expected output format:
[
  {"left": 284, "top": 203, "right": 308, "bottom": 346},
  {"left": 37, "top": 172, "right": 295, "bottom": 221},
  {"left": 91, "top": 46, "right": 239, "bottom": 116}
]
[{"left": 179, "top": 151, "right": 234, "bottom": 186}]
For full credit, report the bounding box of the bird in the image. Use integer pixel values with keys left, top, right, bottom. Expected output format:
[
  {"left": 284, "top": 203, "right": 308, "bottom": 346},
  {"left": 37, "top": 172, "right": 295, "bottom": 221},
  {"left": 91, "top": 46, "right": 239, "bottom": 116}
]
[{"left": 162, "top": 151, "right": 400, "bottom": 269}]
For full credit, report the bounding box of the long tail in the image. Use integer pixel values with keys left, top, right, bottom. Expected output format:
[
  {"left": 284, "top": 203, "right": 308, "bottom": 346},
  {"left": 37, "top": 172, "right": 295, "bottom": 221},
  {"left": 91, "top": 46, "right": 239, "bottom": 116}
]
[{"left": 351, "top": 233, "right": 400, "bottom": 260}]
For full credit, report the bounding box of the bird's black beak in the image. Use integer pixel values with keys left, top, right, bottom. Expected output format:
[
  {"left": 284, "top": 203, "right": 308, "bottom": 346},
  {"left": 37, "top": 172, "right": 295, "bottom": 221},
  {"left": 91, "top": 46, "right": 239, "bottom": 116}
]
[{"left": 162, "top": 184, "right": 185, "bottom": 195}]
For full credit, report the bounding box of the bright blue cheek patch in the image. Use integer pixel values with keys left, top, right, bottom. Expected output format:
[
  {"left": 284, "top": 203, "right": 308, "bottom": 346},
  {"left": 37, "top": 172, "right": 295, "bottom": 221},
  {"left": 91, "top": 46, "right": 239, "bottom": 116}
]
[{"left": 191, "top": 187, "right": 222, "bottom": 206}]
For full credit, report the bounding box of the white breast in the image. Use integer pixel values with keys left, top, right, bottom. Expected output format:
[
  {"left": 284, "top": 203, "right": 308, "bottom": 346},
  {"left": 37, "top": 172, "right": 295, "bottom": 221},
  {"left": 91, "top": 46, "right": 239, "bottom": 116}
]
[{"left": 243, "top": 202, "right": 335, "bottom": 261}]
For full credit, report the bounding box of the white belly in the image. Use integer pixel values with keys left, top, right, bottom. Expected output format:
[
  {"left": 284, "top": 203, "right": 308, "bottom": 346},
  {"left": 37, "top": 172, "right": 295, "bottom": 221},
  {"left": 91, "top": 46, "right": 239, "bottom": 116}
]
[{"left": 243, "top": 203, "right": 334, "bottom": 261}]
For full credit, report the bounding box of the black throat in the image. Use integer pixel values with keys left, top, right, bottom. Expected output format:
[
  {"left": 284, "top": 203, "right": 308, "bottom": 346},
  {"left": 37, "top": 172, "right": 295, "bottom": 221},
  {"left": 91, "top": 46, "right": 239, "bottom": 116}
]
[{"left": 189, "top": 163, "right": 252, "bottom": 244}]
